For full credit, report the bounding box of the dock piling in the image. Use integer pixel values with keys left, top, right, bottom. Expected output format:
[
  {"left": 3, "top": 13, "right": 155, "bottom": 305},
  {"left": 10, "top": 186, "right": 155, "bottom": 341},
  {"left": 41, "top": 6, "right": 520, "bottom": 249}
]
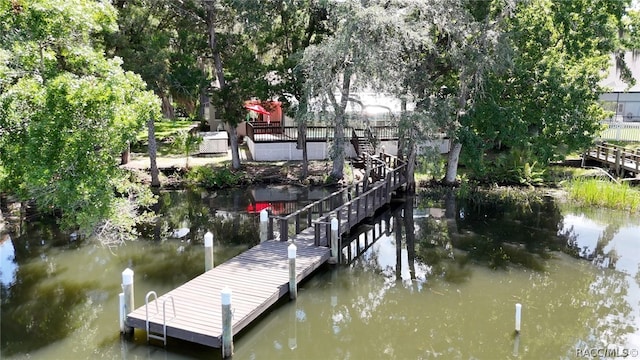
[
  {"left": 288, "top": 243, "right": 297, "bottom": 300},
  {"left": 330, "top": 218, "right": 339, "bottom": 264},
  {"left": 221, "top": 288, "right": 233, "bottom": 358},
  {"left": 204, "top": 231, "right": 214, "bottom": 272},
  {"left": 260, "top": 209, "right": 268, "bottom": 242},
  {"left": 515, "top": 303, "right": 522, "bottom": 333},
  {"left": 121, "top": 268, "right": 134, "bottom": 335}
]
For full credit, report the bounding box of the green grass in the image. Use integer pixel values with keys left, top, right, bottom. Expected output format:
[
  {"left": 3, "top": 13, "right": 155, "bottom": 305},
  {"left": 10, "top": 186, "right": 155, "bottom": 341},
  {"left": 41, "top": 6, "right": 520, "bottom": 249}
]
[
  {"left": 564, "top": 178, "right": 640, "bottom": 212},
  {"left": 136, "top": 119, "right": 198, "bottom": 142},
  {"left": 133, "top": 119, "right": 199, "bottom": 156}
]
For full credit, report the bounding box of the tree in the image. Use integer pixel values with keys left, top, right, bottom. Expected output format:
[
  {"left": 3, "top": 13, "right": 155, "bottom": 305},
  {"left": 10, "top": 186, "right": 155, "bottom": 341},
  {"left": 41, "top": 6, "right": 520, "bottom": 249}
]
[
  {"left": 0, "top": 0, "right": 161, "bottom": 237},
  {"left": 460, "top": 0, "right": 630, "bottom": 183},
  {"left": 231, "top": 0, "right": 330, "bottom": 178},
  {"left": 301, "top": 0, "right": 407, "bottom": 181},
  {"left": 107, "top": 0, "right": 208, "bottom": 119}
]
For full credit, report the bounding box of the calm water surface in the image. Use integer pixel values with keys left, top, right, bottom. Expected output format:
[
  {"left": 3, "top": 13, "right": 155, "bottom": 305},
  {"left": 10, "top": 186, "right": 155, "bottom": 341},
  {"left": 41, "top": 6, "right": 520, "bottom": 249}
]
[{"left": 1, "top": 187, "right": 639, "bottom": 359}]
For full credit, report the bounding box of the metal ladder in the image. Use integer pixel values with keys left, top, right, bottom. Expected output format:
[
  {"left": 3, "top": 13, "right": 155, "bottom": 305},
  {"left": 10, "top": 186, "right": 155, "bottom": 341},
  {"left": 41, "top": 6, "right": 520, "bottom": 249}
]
[{"left": 144, "top": 291, "right": 176, "bottom": 346}]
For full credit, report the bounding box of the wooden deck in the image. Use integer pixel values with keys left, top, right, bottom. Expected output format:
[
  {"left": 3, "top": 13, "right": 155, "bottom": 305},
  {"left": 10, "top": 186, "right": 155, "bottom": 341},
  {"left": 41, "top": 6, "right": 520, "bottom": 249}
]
[
  {"left": 126, "top": 237, "right": 329, "bottom": 348},
  {"left": 585, "top": 143, "right": 640, "bottom": 177},
  {"left": 125, "top": 152, "right": 407, "bottom": 350}
]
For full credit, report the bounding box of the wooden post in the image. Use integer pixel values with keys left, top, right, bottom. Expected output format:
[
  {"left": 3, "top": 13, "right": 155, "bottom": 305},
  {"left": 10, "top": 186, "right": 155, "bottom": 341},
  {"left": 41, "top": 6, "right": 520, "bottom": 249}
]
[
  {"left": 221, "top": 288, "right": 233, "bottom": 358},
  {"left": 615, "top": 147, "right": 621, "bottom": 176},
  {"left": 330, "top": 217, "right": 339, "bottom": 264},
  {"left": 204, "top": 231, "right": 214, "bottom": 272},
  {"left": 288, "top": 243, "right": 297, "bottom": 300},
  {"left": 259, "top": 209, "right": 268, "bottom": 242},
  {"left": 121, "top": 268, "right": 134, "bottom": 335}
]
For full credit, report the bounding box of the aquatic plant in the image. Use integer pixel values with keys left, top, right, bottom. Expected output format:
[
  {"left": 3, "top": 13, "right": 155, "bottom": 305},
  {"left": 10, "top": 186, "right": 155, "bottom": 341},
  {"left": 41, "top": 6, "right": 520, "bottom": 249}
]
[{"left": 565, "top": 178, "right": 640, "bottom": 212}]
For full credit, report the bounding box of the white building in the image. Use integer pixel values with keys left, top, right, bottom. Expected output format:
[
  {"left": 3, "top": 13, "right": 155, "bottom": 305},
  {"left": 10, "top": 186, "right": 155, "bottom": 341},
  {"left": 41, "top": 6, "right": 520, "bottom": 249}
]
[{"left": 599, "top": 52, "right": 640, "bottom": 122}]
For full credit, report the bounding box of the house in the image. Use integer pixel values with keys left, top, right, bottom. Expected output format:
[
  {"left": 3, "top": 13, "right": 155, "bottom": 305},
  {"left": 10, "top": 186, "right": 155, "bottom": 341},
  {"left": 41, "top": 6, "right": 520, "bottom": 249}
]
[{"left": 599, "top": 52, "right": 640, "bottom": 122}]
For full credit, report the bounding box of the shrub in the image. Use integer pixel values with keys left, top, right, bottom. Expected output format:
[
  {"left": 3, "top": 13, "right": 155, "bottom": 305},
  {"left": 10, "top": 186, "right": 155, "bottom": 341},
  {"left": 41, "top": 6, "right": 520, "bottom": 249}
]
[{"left": 186, "top": 166, "right": 242, "bottom": 189}]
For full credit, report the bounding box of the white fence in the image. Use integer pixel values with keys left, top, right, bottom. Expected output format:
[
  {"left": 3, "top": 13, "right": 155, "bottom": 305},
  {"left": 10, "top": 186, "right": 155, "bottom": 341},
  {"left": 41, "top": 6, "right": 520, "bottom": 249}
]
[{"left": 600, "top": 121, "right": 640, "bottom": 142}]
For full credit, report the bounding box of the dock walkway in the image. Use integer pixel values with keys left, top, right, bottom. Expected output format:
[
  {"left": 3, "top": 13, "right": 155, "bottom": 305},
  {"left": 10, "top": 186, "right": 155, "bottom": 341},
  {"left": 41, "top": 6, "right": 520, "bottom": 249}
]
[
  {"left": 584, "top": 143, "right": 640, "bottom": 177},
  {"left": 125, "top": 152, "right": 407, "bottom": 351}
]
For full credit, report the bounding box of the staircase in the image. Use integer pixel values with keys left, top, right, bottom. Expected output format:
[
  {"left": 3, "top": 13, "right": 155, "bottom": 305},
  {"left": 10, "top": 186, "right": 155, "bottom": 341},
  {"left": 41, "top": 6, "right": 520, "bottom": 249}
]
[
  {"left": 350, "top": 129, "right": 375, "bottom": 169},
  {"left": 357, "top": 137, "right": 374, "bottom": 156}
]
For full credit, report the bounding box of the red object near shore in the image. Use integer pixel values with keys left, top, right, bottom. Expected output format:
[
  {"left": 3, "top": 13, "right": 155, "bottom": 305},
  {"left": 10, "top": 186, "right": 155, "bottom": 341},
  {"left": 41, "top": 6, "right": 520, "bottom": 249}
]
[{"left": 244, "top": 104, "right": 270, "bottom": 115}]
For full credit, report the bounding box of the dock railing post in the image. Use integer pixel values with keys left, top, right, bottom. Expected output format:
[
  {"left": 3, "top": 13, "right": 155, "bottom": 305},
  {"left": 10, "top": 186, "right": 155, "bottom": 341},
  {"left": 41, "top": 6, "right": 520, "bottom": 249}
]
[
  {"left": 259, "top": 209, "right": 268, "bottom": 242},
  {"left": 121, "top": 268, "right": 134, "bottom": 335},
  {"left": 288, "top": 243, "right": 297, "bottom": 300},
  {"left": 329, "top": 217, "right": 339, "bottom": 264},
  {"left": 204, "top": 231, "right": 214, "bottom": 272},
  {"left": 221, "top": 288, "right": 233, "bottom": 358}
]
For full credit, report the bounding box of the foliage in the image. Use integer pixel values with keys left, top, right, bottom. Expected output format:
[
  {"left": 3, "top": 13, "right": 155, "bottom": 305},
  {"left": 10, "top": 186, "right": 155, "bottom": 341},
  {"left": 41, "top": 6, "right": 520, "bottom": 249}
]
[
  {"left": 301, "top": 0, "right": 415, "bottom": 180},
  {"left": 106, "top": 0, "right": 209, "bottom": 118},
  {"left": 461, "top": 0, "right": 629, "bottom": 177},
  {"left": 186, "top": 166, "right": 243, "bottom": 189},
  {"left": 0, "top": 0, "right": 161, "bottom": 236},
  {"left": 565, "top": 178, "right": 640, "bottom": 212},
  {"left": 170, "top": 130, "right": 202, "bottom": 168},
  {"left": 467, "top": 149, "right": 547, "bottom": 186}
]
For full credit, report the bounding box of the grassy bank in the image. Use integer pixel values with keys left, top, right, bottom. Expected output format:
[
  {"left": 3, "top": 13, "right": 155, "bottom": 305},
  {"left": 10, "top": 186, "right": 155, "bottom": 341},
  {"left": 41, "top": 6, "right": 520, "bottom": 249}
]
[{"left": 564, "top": 178, "right": 640, "bottom": 212}]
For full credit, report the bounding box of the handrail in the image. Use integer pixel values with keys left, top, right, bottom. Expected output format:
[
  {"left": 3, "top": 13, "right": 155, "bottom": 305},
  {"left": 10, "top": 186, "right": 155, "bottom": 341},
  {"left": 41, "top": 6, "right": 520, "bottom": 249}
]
[
  {"left": 586, "top": 142, "right": 640, "bottom": 176},
  {"left": 144, "top": 291, "right": 177, "bottom": 346},
  {"left": 268, "top": 151, "right": 406, "bottom": 243}
]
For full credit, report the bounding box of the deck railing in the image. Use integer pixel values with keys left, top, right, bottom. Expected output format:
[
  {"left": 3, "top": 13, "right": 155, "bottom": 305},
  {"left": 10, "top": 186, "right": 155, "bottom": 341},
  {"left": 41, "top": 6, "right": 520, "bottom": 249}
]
[
  {"left": 246, "top": 123, "right": 398, "bottom": 143},
  {"left": 587, "top": 142, "right": 640, "bottom": 176}
]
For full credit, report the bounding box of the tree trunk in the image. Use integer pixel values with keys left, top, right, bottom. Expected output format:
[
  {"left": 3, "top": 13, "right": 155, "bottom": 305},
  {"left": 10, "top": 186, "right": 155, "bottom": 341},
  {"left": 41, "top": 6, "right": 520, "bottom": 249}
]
[
  {"left": 405, "top": 141, "right": 417, "bottom": 193},
  {"left": 297, "top": 121, "right": 308, "bottom": 178},
  {"left": 444, "top": 142, "right": 462, "bottom": 185},
  {"left": 229, "top": 125, "right": 241, "bottom": 169},
  {"left": 207, "top": 2, "right": 241, "bottom": 170},
  {"left": 161, "top": 94, "right": 174, "bottom": 119},
  {"left": 328, "top": 69, "right": 352, "bottom": 182},
  {"left": 147, "top": 116, "right": 161, "bottom": 187},
  {"left": 330, "top": 115, "right": 345, "bottom": 181}
]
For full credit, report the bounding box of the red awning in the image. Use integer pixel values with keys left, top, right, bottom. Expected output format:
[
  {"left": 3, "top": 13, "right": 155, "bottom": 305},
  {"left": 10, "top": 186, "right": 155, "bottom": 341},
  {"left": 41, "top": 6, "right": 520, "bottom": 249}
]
[{"left": 244, "top": 104, "right": 270, "bottom": 115}]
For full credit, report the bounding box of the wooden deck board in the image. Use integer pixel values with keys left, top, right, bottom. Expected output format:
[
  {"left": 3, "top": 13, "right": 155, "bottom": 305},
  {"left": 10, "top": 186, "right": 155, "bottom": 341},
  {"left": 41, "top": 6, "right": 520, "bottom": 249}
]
[{"left": 126, "top": 238, "right": 330, "bottom": 348}]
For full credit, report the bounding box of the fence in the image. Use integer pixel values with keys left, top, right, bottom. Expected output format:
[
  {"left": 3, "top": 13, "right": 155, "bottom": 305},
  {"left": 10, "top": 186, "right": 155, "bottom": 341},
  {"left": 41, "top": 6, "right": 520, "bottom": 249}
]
[
  {"left": 246, "top": 123, "right": 398, "bottom": 143},
  {"left": 600, "top": 121, "right": 640, "bottom": 142}
]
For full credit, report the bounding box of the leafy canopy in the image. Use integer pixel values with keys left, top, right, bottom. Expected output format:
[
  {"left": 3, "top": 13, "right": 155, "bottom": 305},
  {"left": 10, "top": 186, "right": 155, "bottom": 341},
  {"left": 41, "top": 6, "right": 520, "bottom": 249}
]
[{"left": 0, "top": 0, "right": 160, "bottom": 236}]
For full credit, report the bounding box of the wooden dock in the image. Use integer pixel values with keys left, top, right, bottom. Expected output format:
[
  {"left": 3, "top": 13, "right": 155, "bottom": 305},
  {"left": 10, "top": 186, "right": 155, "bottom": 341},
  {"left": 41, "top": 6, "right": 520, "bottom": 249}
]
[
  {"left": 125, "top": 152, "right": 407, "bottom": 351},
  {"left": 584, "top": 143, "right": 640, "bottom": 177},
  {"left": 126, "top": 237, "right": 329, "bottom": 348}
]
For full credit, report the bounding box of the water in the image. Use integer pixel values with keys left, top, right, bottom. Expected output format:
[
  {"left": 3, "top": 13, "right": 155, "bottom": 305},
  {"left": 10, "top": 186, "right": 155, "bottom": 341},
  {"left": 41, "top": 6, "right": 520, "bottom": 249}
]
[{"left": 1, "top": 187, "right": 639, "bottom": 359}]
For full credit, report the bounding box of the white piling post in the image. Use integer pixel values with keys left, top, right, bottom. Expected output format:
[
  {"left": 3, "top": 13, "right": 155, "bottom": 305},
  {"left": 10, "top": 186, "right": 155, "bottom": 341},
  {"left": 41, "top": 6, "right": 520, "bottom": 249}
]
[
  {"left": 221, "top": 288, "right": 233, "bottom": 358},
  {"left": 515, "top": 303, "right": 522, "bottom": 333},
  {"left": 288, "top": 243, "right": 297, "bottom": 300},
  {"left": 121, "top": 268, "right": 134, "bottom": 335},
  {"left": 204, "top": 231, "right": 214, "bottom": 272},
  {"left": 330, "top": 218, "right": 339, "bottom": 264},
  {"left": 118, "top": 292, "right": 125, "bottom": 333},
  {"left": 260, "top": 209, "right": 269, "bottom": 242}
]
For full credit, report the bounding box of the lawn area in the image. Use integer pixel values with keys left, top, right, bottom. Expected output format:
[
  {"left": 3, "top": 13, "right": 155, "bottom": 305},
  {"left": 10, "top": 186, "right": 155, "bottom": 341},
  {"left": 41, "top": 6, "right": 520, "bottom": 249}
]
[
  {"left": 133, "top": 119, "right": 200, "bottom": 156},
  {"left": 135, "top": 119, "right": 199, "bottom": 142}
]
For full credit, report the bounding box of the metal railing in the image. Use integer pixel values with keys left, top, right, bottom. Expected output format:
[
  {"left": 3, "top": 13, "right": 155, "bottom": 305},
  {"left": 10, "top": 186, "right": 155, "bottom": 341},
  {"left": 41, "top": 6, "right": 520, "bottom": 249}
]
[{"left": 246, "top": 123, "right": 398, "bottom": 143}]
